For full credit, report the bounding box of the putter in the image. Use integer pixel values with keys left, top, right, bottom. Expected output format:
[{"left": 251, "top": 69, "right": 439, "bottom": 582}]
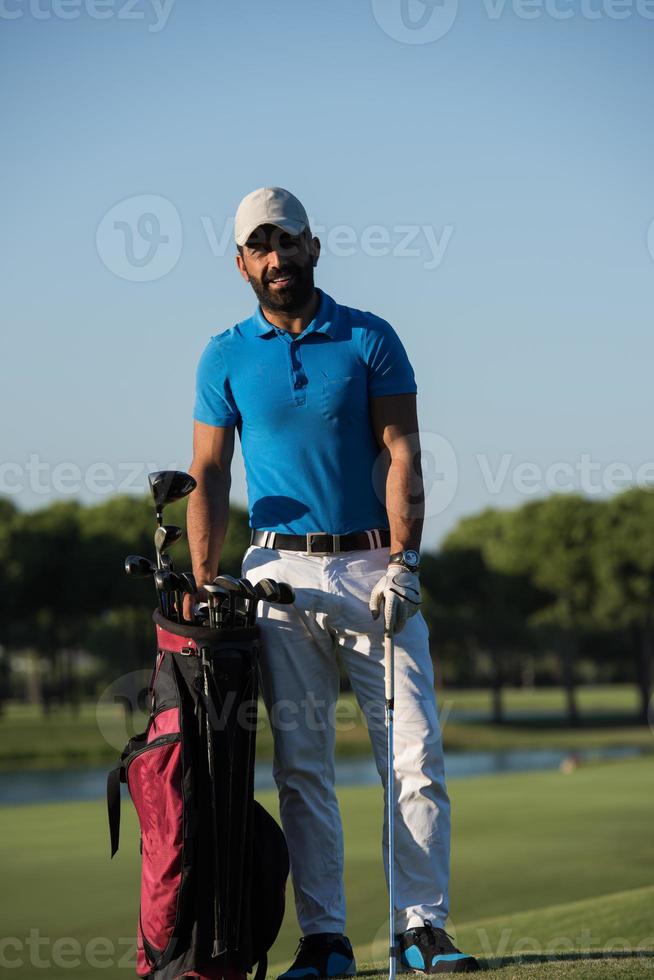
[
  {"left": 384, "top": 618, "right": 397, "bottom": 980},
  {"left": 148, "top": 470, "right": 197, "bottom": 527}
]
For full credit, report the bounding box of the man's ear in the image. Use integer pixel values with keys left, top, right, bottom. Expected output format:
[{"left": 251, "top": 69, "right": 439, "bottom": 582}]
[
  {"left": 236, "top": 252, "right": 250, "bottom": 282},
  {"left": 310, "top": 236, "right": 321, "bottom": 268}
]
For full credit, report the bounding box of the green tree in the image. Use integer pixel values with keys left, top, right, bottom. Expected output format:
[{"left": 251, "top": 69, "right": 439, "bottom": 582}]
[
  {"left": 434, "top": 508, "right": 543, "bottom": 720},
  {"left": 500, "top": 495, "right": 601, "bottom": 725},
  {"left": 594, "top": 487, "right": 654, "bottom": 723}
]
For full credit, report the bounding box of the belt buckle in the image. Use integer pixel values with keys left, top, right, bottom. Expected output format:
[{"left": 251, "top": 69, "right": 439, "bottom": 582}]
[{"left": 306, "top": 532, "right": 340, "bottom": 556}]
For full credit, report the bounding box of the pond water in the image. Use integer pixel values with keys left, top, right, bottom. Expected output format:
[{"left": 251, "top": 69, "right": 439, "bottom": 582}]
[{"left": 0, "top": 746, "right": 646, "bottom": 806}]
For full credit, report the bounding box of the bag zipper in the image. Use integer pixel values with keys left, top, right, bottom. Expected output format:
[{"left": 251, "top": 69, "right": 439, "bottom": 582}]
[{"left": 125, "top": 732, "right": 181, "bottom": 772}]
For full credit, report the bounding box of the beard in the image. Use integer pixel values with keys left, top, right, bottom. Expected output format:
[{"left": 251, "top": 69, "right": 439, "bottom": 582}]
[{"left": 249, "top": 259, "right": 316, "bottom": 315}]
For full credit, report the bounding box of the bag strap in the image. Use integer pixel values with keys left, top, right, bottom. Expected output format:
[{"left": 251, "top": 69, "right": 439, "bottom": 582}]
[
  {"left": 107, "top": 763, "right": 125, "bottom": 858},
  {"left": 106, "top": 728, "right": 149, "bottom": 858}
]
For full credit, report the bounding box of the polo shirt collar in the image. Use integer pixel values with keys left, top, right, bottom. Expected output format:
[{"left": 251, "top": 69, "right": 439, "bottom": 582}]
[{"left": 253, "top": 289, "right": 339, "bottom": 340}]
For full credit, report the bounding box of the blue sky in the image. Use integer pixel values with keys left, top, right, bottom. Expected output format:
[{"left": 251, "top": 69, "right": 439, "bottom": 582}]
[{"left": 2, "top": 1, "right": 653, "bottom": 549}]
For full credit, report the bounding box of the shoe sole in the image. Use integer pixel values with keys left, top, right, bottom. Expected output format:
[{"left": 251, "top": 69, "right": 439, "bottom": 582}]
[
  {"left": 277, "top": 961, "right": 357, "bottom": 980},
  {"left": 401, "top": 957, "right": 480, "bottom": 974}
]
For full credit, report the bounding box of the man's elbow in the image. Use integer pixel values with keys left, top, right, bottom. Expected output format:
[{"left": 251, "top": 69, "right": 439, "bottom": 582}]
[{"left": 190, "top": 459, "right": 232, "bottom": 494}]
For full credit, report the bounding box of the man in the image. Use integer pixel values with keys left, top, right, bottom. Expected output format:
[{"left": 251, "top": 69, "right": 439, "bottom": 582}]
[{"left": 186, "top": 187, "right": 479, "bottom": 976}]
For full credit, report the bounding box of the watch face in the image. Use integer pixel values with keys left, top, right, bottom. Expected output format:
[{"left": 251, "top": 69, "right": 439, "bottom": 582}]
[{"left": 404, "top": 550, "right": 420, "bottom": 567}]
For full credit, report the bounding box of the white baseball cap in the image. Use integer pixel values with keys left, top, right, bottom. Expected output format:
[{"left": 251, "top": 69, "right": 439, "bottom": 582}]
[{"left": 234, "top": 187, "right": 309, "bottom": 247}]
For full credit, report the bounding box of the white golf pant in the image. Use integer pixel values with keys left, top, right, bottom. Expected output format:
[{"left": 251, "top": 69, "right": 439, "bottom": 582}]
[{"left": 241, "top": 544, "right": 451, "bottom": 935}]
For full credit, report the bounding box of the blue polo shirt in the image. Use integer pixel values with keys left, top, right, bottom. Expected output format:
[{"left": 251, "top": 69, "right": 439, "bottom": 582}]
[{"left": 193, "top": 289, "right": 417, "bottom": 535}]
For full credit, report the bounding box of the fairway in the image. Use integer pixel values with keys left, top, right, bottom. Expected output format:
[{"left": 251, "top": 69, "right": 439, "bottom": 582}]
[
  {"left": 1, "top": 685, "right": 651, "bottom": 771},
  {"left": 0, "top": 757, "right": 652, "bottom": 978}
]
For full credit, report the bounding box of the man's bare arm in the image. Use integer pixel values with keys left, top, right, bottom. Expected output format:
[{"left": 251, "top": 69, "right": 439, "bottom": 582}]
[
  {"left": 369, "top": 393, "right": 423, "bottom": 554},
  {"left": 187, "top": 420, "right": 236, "bottom": 585}
]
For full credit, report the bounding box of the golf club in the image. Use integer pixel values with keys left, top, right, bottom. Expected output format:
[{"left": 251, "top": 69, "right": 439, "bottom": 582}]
[
  {"left": 254, "top": 578, "right": 281, "bottom": 602},
  {"left": 124, "top": 555, "right": 162, "bottom": 613},
  {"left": 384, "top": 618, "right": 396, "bottom": 980},
  {"left": 124, "top": 555, "right": 156, "bottom": 578},
  {"left": 204, "top": 584, "right": 230, "bottom": 629},
  {"left": 154, "top": 568, "right": 177, "bottom": 620},
  {"left": 275, "top": 582, "right": 295, "bottom": 604},
  {"left": 148, "top": 470, "right": 197, "bottom": 526},
  {"left": 193, "top": 601, "right": 210, "bottom": 626},
  {"left": 212, "top": 575, "right": 242, "bottom": 629},
  {"left": 154, "top": 524, "right": 182, "bottom": 570},
  {"left": 168, "top": 570, "right": 190, "bottom": 624},
  {"left": 237, "top": 578, "right": 258, "bottom": 627}
]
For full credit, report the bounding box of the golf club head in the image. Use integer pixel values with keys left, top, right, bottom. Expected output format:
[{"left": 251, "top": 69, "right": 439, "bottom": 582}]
[
  {"left": 125, "top": 554, "right": 156, "bottom": 578},
  {"left": 154, "top": 569, "right": 174, "bottom": 592},
  {"left": 154, "top": 524, "right": 183, "bottom": 552},
  {"left": 204, "top": 584, "right": 229, "bottom": 602},
  {"left": 255, "top": 578, "right": 281, "bottom": 601},
  {"left": 179, "top": 572, "right": 197, "bottom": 594},
  {"left": 203, "top": 584, "right": 230, "bottom": 629},
  {"left": 212, "top": 574, "right": 241, "bottom": 594},
  {"left": 193, "top": 601, "right": 209, "bottom": 617},
  {"left": 160, "top": 553, "right": 174, "bottom": 571},
  {"left": 166, "top": 571, "right": 185, "bottom": 591},
  {"left": 237, "top": 577, "right": 257, "bottom": 599},
  {"left": 275, "top": 582, "right": 295, "bottom": 604},
  {"left": 148, "top": 470, "right": 197, "bottom": 521}
]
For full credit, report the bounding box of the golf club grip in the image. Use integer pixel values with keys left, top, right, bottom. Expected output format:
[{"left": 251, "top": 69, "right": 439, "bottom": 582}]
[{"left": 384, "top": 632, "right": 394, "bottom": 704}]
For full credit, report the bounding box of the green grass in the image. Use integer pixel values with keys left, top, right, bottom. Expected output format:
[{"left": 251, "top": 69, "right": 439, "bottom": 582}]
[
  {"left": 1, "top": 685, "right": 651, "bottom": 770},
  {"left": 439, "top": 685, "right": 643, "bottom": 715},
  {"left": 0, "top": 757, "right": 652, "bottom": 978}
]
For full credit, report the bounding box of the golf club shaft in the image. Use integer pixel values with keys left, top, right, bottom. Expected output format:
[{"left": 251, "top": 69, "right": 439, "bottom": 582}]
[
  {"left": 201, "top": 650, "right": 224, "bottom": 956},
  {"left": 385, "top": 628, "right": 396, "bottom": 980}
]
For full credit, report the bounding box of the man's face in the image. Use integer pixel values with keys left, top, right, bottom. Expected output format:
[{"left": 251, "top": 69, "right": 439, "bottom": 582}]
[{"left": 236, "top": 224, "right": 320, "bottom": 314}]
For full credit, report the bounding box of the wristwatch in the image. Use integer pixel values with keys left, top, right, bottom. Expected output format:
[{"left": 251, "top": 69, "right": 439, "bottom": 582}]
[{"left": 389, "top": 549, "right": 421, "bottom": 573}]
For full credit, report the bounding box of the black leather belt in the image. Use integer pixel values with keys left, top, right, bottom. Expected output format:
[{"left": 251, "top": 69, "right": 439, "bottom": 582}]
[{"left": 250, "top": 528, "right": 390, "bottom": 555}]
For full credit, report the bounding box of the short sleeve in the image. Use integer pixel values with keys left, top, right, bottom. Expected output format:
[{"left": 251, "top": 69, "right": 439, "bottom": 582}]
[
  {"left": 193, "top": 339, "right": 241, "bottom": 427},
  {"left": 365, "top": 317, "right": 417, "bottom": 397}
]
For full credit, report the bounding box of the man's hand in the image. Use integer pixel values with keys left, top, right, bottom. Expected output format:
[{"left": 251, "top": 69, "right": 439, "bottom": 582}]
[
  {"left": 369, "top": 567, "right": 421, "bottom": 635},
  {"left": 182, "top": 585, "right": 212, "bottom": 623}
]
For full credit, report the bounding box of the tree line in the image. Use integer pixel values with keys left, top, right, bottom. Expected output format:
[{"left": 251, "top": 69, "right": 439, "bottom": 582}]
[{"left": 0, "top": 488, "right": 651, "bottom": 724}]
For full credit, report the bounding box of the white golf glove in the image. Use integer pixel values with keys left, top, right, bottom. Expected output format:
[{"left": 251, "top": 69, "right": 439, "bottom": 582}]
[{"left": 369, "top": 566, "right": 421, "bottom": 635}]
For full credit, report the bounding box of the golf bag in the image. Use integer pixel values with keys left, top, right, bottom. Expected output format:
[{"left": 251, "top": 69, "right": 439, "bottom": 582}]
[{"left": 107, "top": 611, "right": 289, "bottom": 980}]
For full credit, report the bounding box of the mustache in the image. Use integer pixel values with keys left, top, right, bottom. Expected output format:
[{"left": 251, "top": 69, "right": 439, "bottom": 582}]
[{"left": 263, "top": 266, "right": 301, "bottom": 284}]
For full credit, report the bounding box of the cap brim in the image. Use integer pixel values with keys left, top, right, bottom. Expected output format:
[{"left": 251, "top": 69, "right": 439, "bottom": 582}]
[{"left": 235, "top": 218, "right": 307, "bottom": 247}]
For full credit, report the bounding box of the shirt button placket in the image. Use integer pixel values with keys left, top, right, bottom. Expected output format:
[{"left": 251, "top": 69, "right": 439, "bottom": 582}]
[{"left": 290, "top": 339, "right": 307, "bottom": 406}]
